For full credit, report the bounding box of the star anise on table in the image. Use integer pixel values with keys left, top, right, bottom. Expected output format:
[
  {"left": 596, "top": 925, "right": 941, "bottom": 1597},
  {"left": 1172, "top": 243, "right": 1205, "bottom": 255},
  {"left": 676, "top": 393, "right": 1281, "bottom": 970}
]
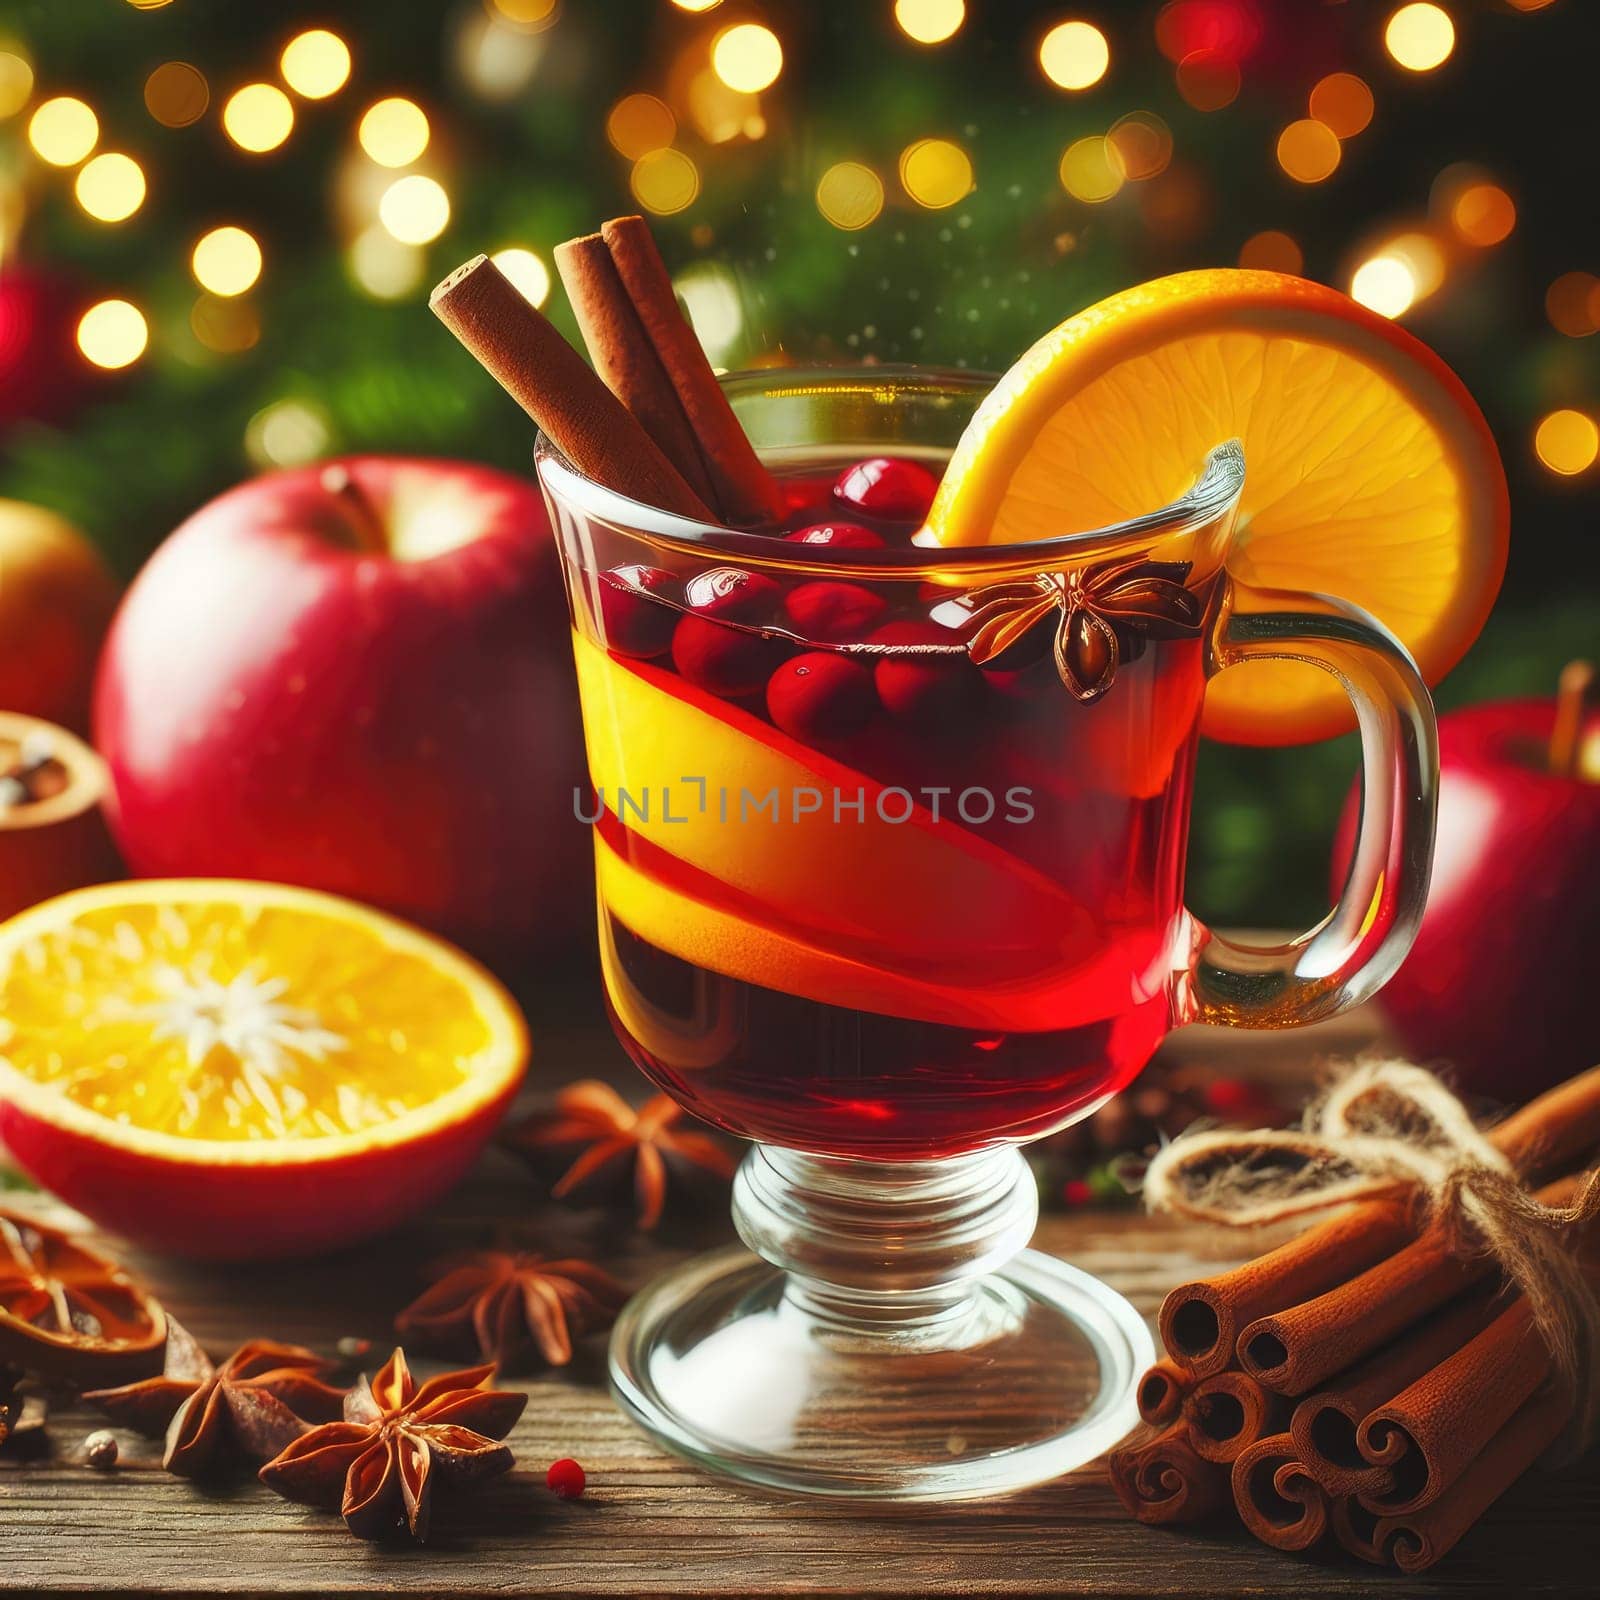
[
  {"left": 503, "top": 1079, "right": 738, "bottom": 1230},
  {"left": 84, "top": 1326, "right": 346, "bottom": 1480},
  {"left": 396, "top": 1250, "right": 628, "bottom": 1370},
  {"left": 258, "top": 1348, "right": 526, "bottom": 1543},
  {"left": 951, "top": 557, "right": 1205, "bottom": 701}
]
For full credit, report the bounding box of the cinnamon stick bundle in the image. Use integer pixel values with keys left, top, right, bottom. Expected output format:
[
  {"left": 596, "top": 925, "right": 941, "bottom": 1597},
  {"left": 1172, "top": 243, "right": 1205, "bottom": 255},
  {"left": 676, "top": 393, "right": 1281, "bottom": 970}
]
[
  {"left": 556, "top": 216, "right": 782, "bottom": 526},
  {"left": 1182, "top": 1370, "right": 1291, "bottom": 1464},
  {"left": 1106, "top": 1422, "right": 1230, "bottom": 1525},
  {"left": 1135, "top": 1359, "right": 1190, "bottom": 1428},
  {"left": 1230, "top": 1433, "right": 1331, "bottom": 1552}
]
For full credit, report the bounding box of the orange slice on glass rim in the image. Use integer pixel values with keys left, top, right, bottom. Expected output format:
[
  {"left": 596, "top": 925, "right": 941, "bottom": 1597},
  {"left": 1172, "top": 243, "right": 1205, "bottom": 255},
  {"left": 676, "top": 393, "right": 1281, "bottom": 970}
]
[
  {"left": 0, "top": 881, "right": 527, "bottom": 1261},
  {"left": 926, "top": 269, "right": 1509, "bottom": 744}
]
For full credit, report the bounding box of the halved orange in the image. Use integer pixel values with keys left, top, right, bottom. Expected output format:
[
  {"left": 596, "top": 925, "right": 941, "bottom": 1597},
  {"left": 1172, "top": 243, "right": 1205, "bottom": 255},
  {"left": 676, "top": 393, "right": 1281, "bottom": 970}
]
[
  {"left": 0, "top": 881, "right": 527, "bottom": 1260},
  {"left": 927, "top": 270, "right": 1509, "bottom": 744}
]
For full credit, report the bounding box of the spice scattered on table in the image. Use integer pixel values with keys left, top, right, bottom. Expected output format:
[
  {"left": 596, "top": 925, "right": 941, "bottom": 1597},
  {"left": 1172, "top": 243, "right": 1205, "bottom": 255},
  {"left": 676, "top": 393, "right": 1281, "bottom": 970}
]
[
  {"left": 82, "top": 1429, "right": 118, "bottom": 1470},
  {"left": 546, "top": 1456, "right": 587, "bottom": 1499}
]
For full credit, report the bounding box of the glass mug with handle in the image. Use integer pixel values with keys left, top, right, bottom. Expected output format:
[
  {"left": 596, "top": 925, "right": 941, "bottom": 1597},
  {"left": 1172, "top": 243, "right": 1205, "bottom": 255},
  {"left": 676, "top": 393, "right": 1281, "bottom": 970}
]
[{"left": 536, "top": 368, "right": 1436, "bottom": 1502}]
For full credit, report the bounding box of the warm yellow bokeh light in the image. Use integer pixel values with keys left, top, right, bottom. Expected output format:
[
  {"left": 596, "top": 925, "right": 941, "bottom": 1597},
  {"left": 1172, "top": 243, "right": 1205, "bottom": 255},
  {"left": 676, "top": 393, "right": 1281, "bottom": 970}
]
[
  {"left": 1546, "top": 272, "right": 1600, "bottom": 338},
  {"left": 687, "top": 68, "right": 758, "bottom": 144},
  {"left": 1175, "top": 50, "right": 1240, "bottom": 111},
  {"left": 359, "top": 97, "right": 430, "bottom": 167},
  {"left": 192, "top": 226, "right": 263, "bottom": 297},
  {"left": 0, "top": 51, "right": 33, "bottom": 120},
  {"left": 1276, "top": 119, "right": 1341, "bottom": 183},
  {"left": 1309, "top": 72, "right": 1374, "bottom": 138},
  {"left": 1506, "top": 0, "right": 1557, "bottom": 9},
  {"left": 190, "top": 294, "right": 260, "bottom": 354},
  {"left": 1058, "top": 136, "right": 1124, "bottom": 203},
  {"left": 1385, "top": 231, "right": 1445, "bottom": 300},
  {"left": 630, "top": 147, "right": 700, "bottom": 214},
  {"left": 489, "top": 0, "right": 560, "bottom": 26},
  {"left": 1451, "top": 183, "right": 1515, "bottom": 247},
  {"left": 606, "top": 93, "right": 675, "bottom": 159},
  {"left": 670, "top": 0, "right": 722, "bottom": 9},
  {"left": 144, "top": 62, "right": 209, "bottom": 127},
  {"left": 1534, "top": 410, "right": 1599, "bottom": 476},
  {"left": 77, "top": 299, "right": 148, "bottom": 369},
  {"left": 281, "top": 30, "right": 351, "bottom": 100},
  {"left": 348, "top": 225, "right": 425, "bottom": 300},
  {"left": 491, "top": 247, "right": 551, "bottom": 308},
  {"left": 1350, "top": 255, "right": 1416, "bottom": 318},
  {"left": 895, "top": 0, "right": 965, "bottom": 45},
  {"left": 1039, "top": 21, "right": 1109, "bottom": 91},
  {"left": 816, "top": 161, "right": 884, "bottom": 230},
  {"left": 898, "top": 138, "right": 973, "bottom": 208},
  {"left": 246, "top": 399, "right": 330, "bottom": 470},
  {"left": 125, "top": 0, "right": 175, "bottom": 8},
  {"left": 1107, "top": 112, "right": 1172, "bottom": 181},
  {"left": 1239, "top": 230, "right": 1303, "bottom": 276},
  {"left": 1385, "top": 4, "right": 1455, "bottom": 72},
  {"left": 74, "top": 152, "right": 146, "bottom": 222},
  {"left": 378, "top": 174, "right": 451, "bottom": 244},
  {"left": 223, "top": 83, "right": 294, "bottom": 153},
  {"left": 28, "top": 96, "right": 98, "bottom": 166},
  {"left": 711, "top": 23, "right": 783, "bottom": 93}
]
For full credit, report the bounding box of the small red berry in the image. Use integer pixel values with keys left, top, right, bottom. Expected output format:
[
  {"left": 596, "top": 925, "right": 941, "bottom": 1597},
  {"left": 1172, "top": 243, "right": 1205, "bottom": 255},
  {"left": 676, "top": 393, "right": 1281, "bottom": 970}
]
[
  {"left": 546, "top": 1458, "right": 586, "bottom": 1499},
  {"left": 672, "top": 616, "right": 787, "bottom": 698},
  {"left": 871, "top": 620, "right": 986, "bottom": 729},
  {"left": 1203, "top": 1078, "right": 1270, "bottom": 1119},
  {"left": 597, "top": 565, "right": 679, "bottom": 659},
  {"left": 833, "top": 457, "right": 940, "bottom": 522},
  {"left": 683, "top": 567, "right": 780, "bottom": 622},
  {"left": 782, "top": 580, "right": 887, "bottom": 644},
  {"left": 783, "top": 521, "right": 887, "bottom": 550},
  {"left": 1061, "top": 1178, "right": 1095, "bottom": 1208},
  {"left": 766, "top": 653, "right": 876, "bottom": 743}
]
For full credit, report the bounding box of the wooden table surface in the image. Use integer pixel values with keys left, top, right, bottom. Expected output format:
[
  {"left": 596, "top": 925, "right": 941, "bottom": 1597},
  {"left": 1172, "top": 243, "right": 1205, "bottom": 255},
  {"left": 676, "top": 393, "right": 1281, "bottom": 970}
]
[{"left": 2, "top": 987, "right": 1593, "bottom": 1598}]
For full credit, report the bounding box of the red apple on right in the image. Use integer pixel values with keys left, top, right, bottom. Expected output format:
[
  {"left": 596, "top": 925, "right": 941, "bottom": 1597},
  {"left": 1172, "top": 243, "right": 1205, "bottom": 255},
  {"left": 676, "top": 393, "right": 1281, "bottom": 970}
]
[{"left": 1333, "top": 665, "right": 1600, "bottom": 1099}]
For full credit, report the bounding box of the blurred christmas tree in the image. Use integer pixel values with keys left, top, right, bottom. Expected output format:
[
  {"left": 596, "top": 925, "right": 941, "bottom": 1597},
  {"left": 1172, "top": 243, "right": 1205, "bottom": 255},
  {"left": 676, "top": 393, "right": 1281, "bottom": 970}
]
[{"left": 0, "top": 0, "right": 1593, "bottom": 922}]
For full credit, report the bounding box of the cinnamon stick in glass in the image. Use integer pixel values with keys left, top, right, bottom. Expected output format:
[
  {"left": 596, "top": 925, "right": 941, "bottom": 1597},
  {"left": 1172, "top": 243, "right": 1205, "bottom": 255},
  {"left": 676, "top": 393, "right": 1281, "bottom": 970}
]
[
  {"left": 1230, "top": 1433, "right": 1330, "bottom": 1551},
  {"left": 1182, "top": 1369, "right": 1291, "bottom": 1464},
  {"left": 1106, "top": 1421, "right": 1230, "bottom": 1525},
  {"left": 429, "top": 254, "right": 714, "bottom": 522}
]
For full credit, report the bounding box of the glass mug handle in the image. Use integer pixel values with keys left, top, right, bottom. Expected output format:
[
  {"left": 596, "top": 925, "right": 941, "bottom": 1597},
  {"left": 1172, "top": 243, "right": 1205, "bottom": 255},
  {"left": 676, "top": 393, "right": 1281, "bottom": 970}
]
[{"left": 1182, "top": 583, "right": 1439, "bottom": 1028}]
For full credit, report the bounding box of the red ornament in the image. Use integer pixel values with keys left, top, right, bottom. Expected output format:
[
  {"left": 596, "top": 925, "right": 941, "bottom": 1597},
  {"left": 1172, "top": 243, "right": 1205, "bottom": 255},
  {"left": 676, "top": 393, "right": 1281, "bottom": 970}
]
[{"left": 546, "top": 1457, "right": 587, "bottom": 1499}]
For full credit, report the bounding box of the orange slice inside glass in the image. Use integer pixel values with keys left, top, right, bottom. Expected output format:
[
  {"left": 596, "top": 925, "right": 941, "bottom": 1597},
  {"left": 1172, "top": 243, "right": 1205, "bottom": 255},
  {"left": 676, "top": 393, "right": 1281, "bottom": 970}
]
[{"left": 926, "top": 269, "right": 1509, "bottom": 744}]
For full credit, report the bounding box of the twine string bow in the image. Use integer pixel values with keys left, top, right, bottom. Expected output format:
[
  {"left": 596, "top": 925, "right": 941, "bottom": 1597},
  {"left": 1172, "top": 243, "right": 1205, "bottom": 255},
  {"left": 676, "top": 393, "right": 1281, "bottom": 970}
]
[{"left": 1143, "top": 1059, "right": 1600, "bottom": 1445}]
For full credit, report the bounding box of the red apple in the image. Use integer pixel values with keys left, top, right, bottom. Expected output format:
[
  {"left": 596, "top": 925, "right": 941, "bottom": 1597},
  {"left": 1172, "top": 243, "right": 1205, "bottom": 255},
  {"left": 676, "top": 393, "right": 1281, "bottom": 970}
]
[
  {"left": 1332, "top": 684, "right": 1600, "bottom": 1099},
  {"left": 94, "top": 457, "right": 587, "bottom": 963}
]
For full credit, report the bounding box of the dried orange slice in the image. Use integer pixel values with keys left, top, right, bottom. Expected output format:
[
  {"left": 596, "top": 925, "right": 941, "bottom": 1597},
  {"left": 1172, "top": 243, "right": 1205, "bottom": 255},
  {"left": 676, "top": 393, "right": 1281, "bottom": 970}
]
[
  {"left": 0, "top": 881, "right": 527, "bottom": 1260},
  {"left": 928, "top": 270, "right": 1509, "bottom": 744}
]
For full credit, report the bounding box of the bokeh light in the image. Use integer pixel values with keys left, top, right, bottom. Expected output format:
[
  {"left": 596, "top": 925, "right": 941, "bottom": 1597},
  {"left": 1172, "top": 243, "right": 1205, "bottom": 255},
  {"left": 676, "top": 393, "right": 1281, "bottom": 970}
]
[
  {"left": 124, "top": 0, "right": 175, "bottom": 8},
  {"left": 454, "top": 8, "right": 546, "bottom": 100},
  {"left": 28, "top": 97, "right": 98, "bottom": 166},
  {"left": 670, "top": 0, "right": 722, "bottom": 9},
  {"left": 1175, "top": 51, "right": 1240, "bottom": 111},
  {"left": 144, "top": 62, "right": 209, "bottom": 127},
  {"left": 1385, "top": 4, "right": 1455, "bottom": 73},
  {"left": 77, "top": 299, "right": 147, "bottom": 369},
  {"left": 359, "top": 98, "right": 430, "bottom": 167},
  {"left": 1534, "top": 410, "right": 1599, "bottom": 476},
  {"left": 1039, "top": 21, "right": 1109, "bottom": 91},
  {"left": 491, "top": 247, "right": 551, "bottom": 307},
  {"left": 74, "top": 152, "right": 145, "bottom": 223},
  {"left": 816, "top": 161, "right": 884, "bottom": 230},
  {"left": 246, "top": 399, "right": 330, "bottom": 469},
  {"left": 1059, "top": 136, "right": 1124, "bottom": 204},
  {"left": 1384, "top": 231, "right": 1446, "bottom": 300},
  {"left": 1546, "top": 272, "right": 1600, "bottom": 338},
  {"left": 192, "top": 226, "right": 262, "bottom": 297},
  {"left": 0, "top": 50, "right": 33, "bottom": 119},
  {"left": 711, "top": 24, "right": 783, "bottom": 93},
  {"left": 1239, "top": 230, "right": 1303, "bottom": 275},
  {"left": 280, "top": 30, "right": 351, "bottom": 100},
  {"left": 606, "top": 94, "right": 675, "bottom": 159},
  {"left": 1155, "top": 0, "right": 1261, "bottom": 64},
  {"left": 687, "top": 69, "right": 760, "bottom": 143},
  {"left": 1276, "top": 119, "right": 1341, "bottom": 184},
  {"left": 675, "top": 263, "right": 744, "bottom": 362},
  {"left": 1506, "top": 0, "right": 1557, "bottom": 9},
  {"left": 1350, "top": 254, "right": 1417, "bottom": 318},
  {"left": 630, "top": 147, "right": 700, "bottom": 214},
  {"left": 895, "top": 0, "right": 964, "bottom": 45},
  {"left": 488, "top": 0, "right": 560, "bottom": 27},
  {"left": 223, "top": 84, "right": 294, "bottom": 153},
  {"left": 1107, "top": 112, "right": 1172, "bottom": 181},
  {"left": 1451, "top": 183, "right": 1515, "bottom": 247},
  {"left": 898, "top": 138, "right": 973, "bottom": 208},
  {"left": 348, "top": 225, "right": 425, "bottom": 299},
  {"left": 190, "top": 295, "right": 260, "bottom": 354},
  {"left": 1309, "top": 72, "right": 1374, "bottom": 138},
  {"left": 379, "top": 174, "right": 450, "bottom": 243}
]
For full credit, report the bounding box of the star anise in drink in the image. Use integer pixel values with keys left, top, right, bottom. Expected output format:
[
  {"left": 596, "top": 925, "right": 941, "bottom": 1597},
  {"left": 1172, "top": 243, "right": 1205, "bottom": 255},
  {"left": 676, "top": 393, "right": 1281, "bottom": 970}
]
[
  {"left": 953, "top": 557, "right": 1205, "bottom": 701},
  {"left": 396, "top": 1250, "right": 627, "bottom": 1370},
  {"left": 258, "top": 1348, "right": 526, "bottom": 1543},
  {"left": 504, "top": 1079, "right": 738, "bottom": 1230},
  {"left": 85, "top": 1327, "right": 346, "bottom": 1479}
]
